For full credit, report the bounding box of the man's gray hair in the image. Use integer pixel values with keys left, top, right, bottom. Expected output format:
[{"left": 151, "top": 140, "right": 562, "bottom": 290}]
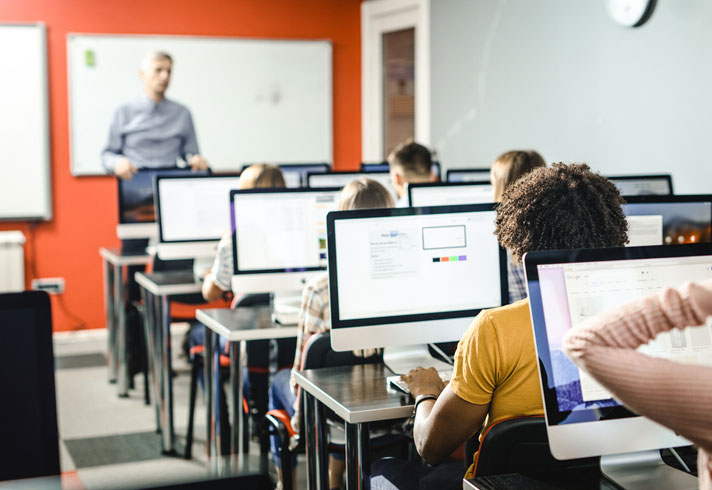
[{"left": 140, "top": 51, "right": 172, "bottom": 73}]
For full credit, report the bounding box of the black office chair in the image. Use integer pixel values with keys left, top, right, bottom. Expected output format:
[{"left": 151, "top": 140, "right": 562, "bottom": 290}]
[
  {"left": 264, "top": 332, "right": 407, "bottom": 490},
  {"left": 470, "top": 416, "right": 597, "bottom": 477}
]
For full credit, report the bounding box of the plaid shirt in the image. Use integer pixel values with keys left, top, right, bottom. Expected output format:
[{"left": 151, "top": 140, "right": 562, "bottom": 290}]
[{"left": 508, "top": 256, "right": 528, "bottom": 303}]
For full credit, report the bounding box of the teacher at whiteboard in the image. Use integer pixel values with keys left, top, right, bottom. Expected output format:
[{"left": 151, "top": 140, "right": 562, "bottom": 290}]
[{"left": 101, "top": 51, "right": 209, "bottom": 179}]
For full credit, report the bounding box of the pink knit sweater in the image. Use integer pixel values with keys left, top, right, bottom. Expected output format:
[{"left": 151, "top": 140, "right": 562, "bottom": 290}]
[{"left": 563, "top": 279, "right": 712, "bottom": 489}]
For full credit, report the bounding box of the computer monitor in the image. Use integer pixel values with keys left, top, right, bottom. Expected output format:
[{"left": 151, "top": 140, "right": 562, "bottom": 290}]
[
  {"left": 275, "top": 163, "right": 330, "bottom": 188},
  {"left": 608, "top": 174, "right": 674, "bottom": 196},
  {"left": 230, "top": 187, "right": 342, "bottom": 297},
  {"left": 361, "top": 161, "right": 442, "bottom": 180},
  {"left": 306, "top": 171, "right": 396, "bottom": 198},
  {"left": 407, "top": 181, "right": 494, "bottom": 207},
  {"left": 622, "top": 195, "right": 712, "bottom": 247},
  {"left": 116, "top": 167, "right": 208, "bottom": 240},
  {"left": 524, "top": 243, "right": 710, "bottom": 488},
  {"left": 0, "top": 291, "right": 60, "bottom": 481},
  {"left": 327, "top": 204, "right": 508, "bottom": 374},
  {"left": 446, "top": 167, "right": 491, "bottom": 183},
  {"left": 154, "top": 174, "right": 241, "bottom": 261}
]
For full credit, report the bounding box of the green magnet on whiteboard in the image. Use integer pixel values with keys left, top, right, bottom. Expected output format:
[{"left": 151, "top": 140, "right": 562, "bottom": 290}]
[{"left": 85, "top": 49, "right": 95, "bottom": 67}]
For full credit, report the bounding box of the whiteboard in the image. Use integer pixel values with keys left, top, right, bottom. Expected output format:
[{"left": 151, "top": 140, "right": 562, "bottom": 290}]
[
  {"left": 67, "top": 34, "right": 333, "bottom": 176},
  {"left": 0, "top": 24, "right": 51, "bottom": 220}
]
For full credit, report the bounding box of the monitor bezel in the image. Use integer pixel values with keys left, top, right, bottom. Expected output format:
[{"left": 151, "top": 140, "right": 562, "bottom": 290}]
[
  {"left": 327, "top": 203, "right": 509, "bottom": 330},
  {"left": 275, "top": 162, "right": 331, "bottom": 187},
  {"left": 230, "top": 186, "right": 343, "bottom": 275},
  {"left": 0, "top": 290, "right": 60, "bottom": 478},
  {"left": 445, "top": 167, "right": 491, "bottom": 182},
  {"left": 608, "top": 174, "right": 674, "bottom": 195},
  {"left": 407, "top": 180, "right": 493, "bottom": 207},
  {"left": 524, "top": 242, "right": 712, "bottom": 428},
  {"left": 154, "top": 173, "right": 241, "bottom": 244}
]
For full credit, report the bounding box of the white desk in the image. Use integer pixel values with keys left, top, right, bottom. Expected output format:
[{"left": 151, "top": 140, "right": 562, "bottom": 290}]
[
  {"left": 135, "top": 270, "right": 202, "bottom": 455},
  {"left": 196, "top": 307, "right": 298, "bottom": 474},
  {"left": 99, "top": 247, "right": 150, "bottom": 397}
]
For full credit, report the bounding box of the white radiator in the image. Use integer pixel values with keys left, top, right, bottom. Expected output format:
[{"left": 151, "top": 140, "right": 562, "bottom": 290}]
[{"left": 0, "top": 231, "right": 25, "bottom": 292}]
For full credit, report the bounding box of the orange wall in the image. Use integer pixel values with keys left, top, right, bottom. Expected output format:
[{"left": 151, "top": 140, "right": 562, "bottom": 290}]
[{"left": 0, "top": 0, "right": 362, "bottom": 332}]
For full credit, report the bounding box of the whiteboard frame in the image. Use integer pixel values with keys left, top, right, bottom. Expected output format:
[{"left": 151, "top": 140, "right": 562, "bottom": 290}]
[
  {"left": 0, "top": 23, "right": 52, "bottom": 221},
  {"left": 67, "top": 33, "right": 333, "bottom": 177}
]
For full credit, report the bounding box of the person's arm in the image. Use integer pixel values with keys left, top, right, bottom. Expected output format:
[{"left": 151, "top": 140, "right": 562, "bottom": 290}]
[
  {"left": 181, "top": 111, "right": 208, "bottom": 171},
  {"left": 102, "top": 107, "right": 137, "bottom": 178},
  {"left": 403, "top": 367, "right": 488, "bottom": 464},
  {"left": 202, "top": 234, "right": 232, "bottom": 302},
  {"left": 564, "top": 279, "right": 712, "bottom": 451}
]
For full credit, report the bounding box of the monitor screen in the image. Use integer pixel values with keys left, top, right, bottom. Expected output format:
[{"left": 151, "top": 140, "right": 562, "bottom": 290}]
[
  {"left": 525, "top": 244, "right": 712, "bottom": 459},
  {"left": 446, "top": 168, "right": 491, "bottom": 183},
  {"left": 307, "top": 171, "right": 394, "bottom": 193},
  {"left": 155, "top": 174, "right": 241, "bottom": 243},
  {"left": 622, "top": 195, "right": 712, "bottom": 247},
  {"left": 328, "top": 204, "right": 508, "bottom": 351},
  {"left": 277, "top": 163, "right": 330, "bottom": 188},
  {"left": 608, "top": 174, "right": 673, "bottom": 196},
  {"left": 361, "top": 161, "right": 441, "bottom": 179},
  {"left": 231, "top": 188, "right": 341, "bottom": 274},
  {"left": 0, "top": 291, "right": 59, "bottom": 481},
  {"left": 408, "top": 182, "right": 494, "bottom": 207}
]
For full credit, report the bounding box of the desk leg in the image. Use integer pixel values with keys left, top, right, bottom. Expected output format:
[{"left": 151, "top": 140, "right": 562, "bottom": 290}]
[
  {"left": 304, "top": 392, "right": 318, "bottom": 490},
  {"left": 346, "top": 423, "right": 371, "bottom": 490},
  {"left": 213, "top": 331, "right": 225, "bottom": 474},
  {"left": 204, "top": 325, "right": 216, "bottom": 472},
  {"left": 116, "top": 265, "right": 129, "bottom": 397},
  {"left": 140, "top": 287, "right": 161, "bottom": 433},
  {"left": 229, "top": 340, "right": 245, "bottom": 460},
  {"left": 159, "top": 296, "right": 175, "bottom": 454},
  {"left": 103, "top": 260, "right": 117, "bottom": 383},
  {"left": 314, "top": 397, "right": 330, "bottom": 490}
]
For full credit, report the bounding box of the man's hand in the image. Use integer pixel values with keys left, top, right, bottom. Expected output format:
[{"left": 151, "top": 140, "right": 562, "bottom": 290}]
[
  {"left": 400, "top": 366, "right": 446, "bottom": 399},
  {"left": 188, "top": 154, "right": 209, "bottom": 171},
  {"left": 114, "top": 157, "right": 138, "bottom": 180}
]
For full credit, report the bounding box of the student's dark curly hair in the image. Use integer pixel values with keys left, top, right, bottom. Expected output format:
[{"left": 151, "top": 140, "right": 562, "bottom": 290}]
[{"left": 495, "top": 163, "right": 628, "bottom": 261}]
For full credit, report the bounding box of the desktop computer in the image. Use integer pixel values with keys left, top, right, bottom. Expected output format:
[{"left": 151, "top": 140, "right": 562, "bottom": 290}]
[
  {"left": 622, "top": 195, "right": 712, "bottom": 247},
  {"left": 230, "top": 187, "right": 342, "bottom": 321},
  {"left": 116, "top": 167, "right": 208, "bottom": 242},
  {"left": 608, "top": 174, "right": 674, "bottom": 196},
  {"left": 276, "top": 163, "right": 330, "bottom": 188},
  {"left": 306, "top": 170, "right": 396, "bottom": 199},
  {"left": 326, "top": 204, "right": 508, "bottom": 376},
  {"left": 445, "top": 167, "right": 491, "bottom": 183},
  {"left": 361, "top": 161, "right": 442, "bottom": 181},
  {"left": 525, "top": 243, "right": 710, "bottom": 489},
  {"left": 407, "top": 181, "right": 494, "bottom": 207},
  {"left": 153, "top": 174, "right": 242, "bottom": 271}
]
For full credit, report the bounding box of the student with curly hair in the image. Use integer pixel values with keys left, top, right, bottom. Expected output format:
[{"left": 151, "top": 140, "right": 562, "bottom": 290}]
[{"left": 371, "top": 163, "right": 629, "bottom": 490}]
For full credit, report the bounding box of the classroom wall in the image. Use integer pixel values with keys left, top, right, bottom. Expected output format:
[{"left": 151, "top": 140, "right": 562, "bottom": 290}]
[
  {"left": 430, "top": 0, "right": 712, "bottom": 193},
  {"left": 0, "top": 0, "right": 362, "bottom": 332}
]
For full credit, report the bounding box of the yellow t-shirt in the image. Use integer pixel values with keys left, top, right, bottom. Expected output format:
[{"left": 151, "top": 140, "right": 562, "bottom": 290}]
[{"left": 449, "top": 299, "right": 544, "bottom": 478}]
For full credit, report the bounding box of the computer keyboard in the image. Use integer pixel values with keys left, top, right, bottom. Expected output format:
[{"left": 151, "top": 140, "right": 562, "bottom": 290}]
[
  {"left": 272, "top": 311, "right": 299, "bottom": 326},
  {"left": 386, "top": 369, "right": 452, "bottom": 394}
]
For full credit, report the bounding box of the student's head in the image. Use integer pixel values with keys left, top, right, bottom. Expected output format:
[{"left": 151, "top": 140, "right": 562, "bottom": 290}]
[
  {"left": 490, "top": 150, "right": 546, "bottom": 202},
  {"left": 238, "top": 163, "right": 286, "bottom": 190},
  {"left": 495, "top": 163, "right": 628, "bottom": 262},
  {"left": 140, "top": 51, "right": 173, "bottom": 100},
  {"left": 337, "top": 178, "right": 395, "bottom": 211},
  {"left": 387, "top": 139, "right": 435, "bottom": 198}
]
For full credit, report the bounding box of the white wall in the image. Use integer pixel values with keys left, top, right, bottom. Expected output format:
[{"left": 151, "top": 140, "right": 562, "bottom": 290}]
[{"left": 430, "top": 0, "right": 712, "bottom": 193}]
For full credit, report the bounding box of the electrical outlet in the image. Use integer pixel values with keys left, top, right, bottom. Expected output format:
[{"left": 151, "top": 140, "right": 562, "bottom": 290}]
[{"left": 31, "top": 277, "right": 65, "bottom": 295}]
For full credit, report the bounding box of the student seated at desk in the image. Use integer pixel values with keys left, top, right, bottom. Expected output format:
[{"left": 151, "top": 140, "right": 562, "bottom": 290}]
[
  {"left": 371, "top": 164, "right": 630, "bottom": 490},
  {"left": 388, "top": 139, "right": 437, "bottom": 207},
  {"left": 201, "top": 163, "right": 286, "bottom": 302},
  {"left": 564, "top": 282, "right": 712, "bottom": 489},
  {"left": 489, "top": 150, "right": 546, "bottom": 302},
  {"left": 269, "top": 178, "right": 395, "bottom": 490}
]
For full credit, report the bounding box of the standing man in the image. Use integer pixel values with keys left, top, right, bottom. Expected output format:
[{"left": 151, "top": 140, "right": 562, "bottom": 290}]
[{"left": 102, "top": 51, "right": 209, "bottom": 178}]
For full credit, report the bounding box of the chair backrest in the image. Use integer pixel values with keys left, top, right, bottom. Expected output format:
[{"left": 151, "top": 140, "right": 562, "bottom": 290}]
[
  {"left": 302, "top": 331, "right": 381, "bottom": 371},
  {"left": 472, "top": 416, "right": 598, "bottom": 477},
  {"left": 0, "top": 291, "right": 60, "bottom": 481}
]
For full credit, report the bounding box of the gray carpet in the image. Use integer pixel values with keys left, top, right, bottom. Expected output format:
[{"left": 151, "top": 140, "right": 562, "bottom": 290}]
[
  {"left": 64, "top": 431, "right": 164, "bottom": 468},
  {"left": 56, "top": 353, "right": 107, "bottom": 370}
]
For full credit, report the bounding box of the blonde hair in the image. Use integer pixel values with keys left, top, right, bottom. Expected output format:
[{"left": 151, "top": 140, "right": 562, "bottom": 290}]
[
  {"left": 387, "top": 139, "right": 433, "bottom": 181},
  {"left": 338, "top": 178, "right": 395, "bottom": 211},
  {"left": 238, "top": 163, "right": 286, "bottom": 189},
  {"left": 491, "top": 150, "right": 546, "bottom": 202}
]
